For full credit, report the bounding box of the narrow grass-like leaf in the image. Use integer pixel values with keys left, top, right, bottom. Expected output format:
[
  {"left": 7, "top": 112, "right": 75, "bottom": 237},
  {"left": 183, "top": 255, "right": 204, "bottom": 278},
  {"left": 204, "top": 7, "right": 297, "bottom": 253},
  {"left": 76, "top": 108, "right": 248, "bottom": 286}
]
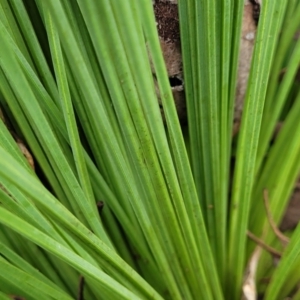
[
  {"left": 0, "top": 241, "right": 66, "bottom": 291},
  {"left": 0, "top": 5, "right": 151, "bottom": 275},
  {"left": 0, "top": 145, "right": 163, "bottom": 299},
  {"left": 251, "top": 91, "right": 300, "bottom": 235},
  {"left": 44, "top": 0, "right": 213, "bottom": 298},
  {"left": 43, "top": 7, "right": 110, "bottom": 244},
  {"left": 0, "top": 214, "right": 145, "bottom": 300},
  {"left": 141, "top": 1, "right": 223, "bottom": 299},
  {"left": 264, "top": 222, "right": 300, "bottom": 299},
  {"left": 256, "top": 7, "right": 300, "bottom": 173},
  {"left": 0, "top": 17, "right": 111, "bottom": 240},
  {"left": 0, "top": 256, "right": 72, "bottom": 300},
  {"left": 9, "top": 0, "right": 58, "bottom": 99},
  {"left": 228, "top": 0, "right": 287, "bottom": 297},
  {"left": 0, "top": 69, "right": 72, "bottom": 211}
]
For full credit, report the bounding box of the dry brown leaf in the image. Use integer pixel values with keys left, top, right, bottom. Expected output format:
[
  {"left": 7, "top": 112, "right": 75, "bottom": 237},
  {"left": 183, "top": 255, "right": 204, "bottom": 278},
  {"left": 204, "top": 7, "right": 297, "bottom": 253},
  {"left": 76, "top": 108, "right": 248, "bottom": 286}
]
[
  {"left": 15, "top": 139, "right": 35, "bottom": 170},
  {"left": 234, "top": 1, "right": 258, "bottom": 132},
  {"left": 242, "top": 246, "right": 262, "bottom": 300},
  {"left": 0, "top": 107, "right": 5, "bottom": 123}
]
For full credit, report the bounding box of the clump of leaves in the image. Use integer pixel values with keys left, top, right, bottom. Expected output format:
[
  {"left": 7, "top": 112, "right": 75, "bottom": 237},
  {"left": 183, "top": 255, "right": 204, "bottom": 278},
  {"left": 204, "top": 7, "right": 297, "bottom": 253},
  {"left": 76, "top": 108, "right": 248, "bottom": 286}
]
[{"left": 0, "top": 0, "right": 300, "bottom": 299}]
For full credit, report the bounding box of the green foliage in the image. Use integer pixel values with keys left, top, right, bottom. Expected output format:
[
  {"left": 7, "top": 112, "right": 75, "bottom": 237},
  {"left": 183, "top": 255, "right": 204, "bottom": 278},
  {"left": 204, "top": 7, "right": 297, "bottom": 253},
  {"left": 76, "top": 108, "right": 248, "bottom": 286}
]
[{"left": 0, "top": 0, "right": 300, "bottom": 299}]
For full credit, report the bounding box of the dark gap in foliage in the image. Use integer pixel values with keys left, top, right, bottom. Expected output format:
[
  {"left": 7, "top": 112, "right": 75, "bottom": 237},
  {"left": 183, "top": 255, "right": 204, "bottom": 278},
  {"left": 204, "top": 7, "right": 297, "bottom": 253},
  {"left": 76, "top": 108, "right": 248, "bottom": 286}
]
[{"left": 169, "top": 76, "right": 182, "bottom": 87}]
